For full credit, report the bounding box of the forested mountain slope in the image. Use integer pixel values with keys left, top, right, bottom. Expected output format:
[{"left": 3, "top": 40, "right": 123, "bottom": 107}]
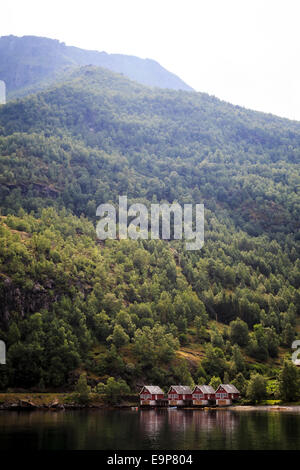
[
  {"left": 0, "top": 66, "right": 299, "bottom": 395},
  {"left": 0, "top": 35, "right": 193, "bottom": 98},
  {"left": 0, "top": 67, "right": 299, "bottom": 238}
]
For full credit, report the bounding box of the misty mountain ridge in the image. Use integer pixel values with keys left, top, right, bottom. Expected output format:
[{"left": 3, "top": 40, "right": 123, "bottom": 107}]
[{"left": 0, "top": 35, "right": 193, "bottom": 98}]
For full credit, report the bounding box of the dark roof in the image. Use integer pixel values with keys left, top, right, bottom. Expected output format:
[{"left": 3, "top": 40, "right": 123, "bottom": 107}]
[
  {"left": 140, "top": 385, "right": 164, "bottom": 395},
  {"left": 168, "top": 385, "right": 193, "bottom": 394},
  {"left": 193, "top": 385, "right": 215, "bottom": 394},
  {"left": 217, "top": 384, "right": 240, "bottom": 394}
]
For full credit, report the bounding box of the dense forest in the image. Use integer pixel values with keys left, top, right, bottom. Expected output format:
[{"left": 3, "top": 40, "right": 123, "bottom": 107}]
[{"left": 0, "top": 66, "right": 299, "bottom": 401}]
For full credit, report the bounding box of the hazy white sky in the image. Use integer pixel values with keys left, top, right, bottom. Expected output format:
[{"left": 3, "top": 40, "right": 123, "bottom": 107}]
[{"left": 1, "top": 0, "right": 300, "bottom": 120}]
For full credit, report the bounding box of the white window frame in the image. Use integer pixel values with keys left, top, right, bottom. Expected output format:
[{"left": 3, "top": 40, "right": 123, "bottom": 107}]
[{"left": 193, "top": 393, "right": 204, "bottom": 399}]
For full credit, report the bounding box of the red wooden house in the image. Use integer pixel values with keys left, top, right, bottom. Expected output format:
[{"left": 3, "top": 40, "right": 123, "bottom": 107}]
[
  {"left": 140, "top": 386, "right": 165, "bottom": 406},
  {"left": 167, "top": 385, "right": 193, "bottom": 406},
  {"left": 215, "top": 384, "right": 240, "bottom": 406},
  {"left": 192, "top": 385, "right": 215, "bottom": 406}
]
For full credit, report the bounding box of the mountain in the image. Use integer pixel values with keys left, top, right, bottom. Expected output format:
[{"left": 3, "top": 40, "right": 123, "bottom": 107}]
[
  {"left": 0, "top": 66, "right": 299, "bottom": 397},
  {"left": 0, "top": 35, "right": 193, "bottom": 98},
  {"left": 0, "top": 66, "right": 299, "bottom": 237}
]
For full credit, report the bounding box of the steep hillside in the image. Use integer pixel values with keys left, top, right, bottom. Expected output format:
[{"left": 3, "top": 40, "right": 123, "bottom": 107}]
[
  {"left": 0, "top": 208, "right": 298, "bottom": 392},
  {"left": 0, "top": 35, "right": 193, "bottom": 97},
  {"left": 0, "top": 67, "right": 299, "bottom": 238},
  {"left": 0, "top": 66, "right": 299, "bottom": 396}
]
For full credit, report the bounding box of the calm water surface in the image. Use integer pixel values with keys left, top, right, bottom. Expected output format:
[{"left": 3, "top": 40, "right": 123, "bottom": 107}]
[{"left": 0, "top": 408, "right": 299, "bottom": 450}]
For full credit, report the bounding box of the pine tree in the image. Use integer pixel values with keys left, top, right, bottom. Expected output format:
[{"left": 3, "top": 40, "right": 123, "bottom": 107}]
[
  {"left": 246, "top": 374, "right": 267, "bottom": 403},
  {"left": 278, "top": 360, "right": 299, "bottom": 402},
  {"left": 74, "top": 373, "right": 91, "bottom": 404}
]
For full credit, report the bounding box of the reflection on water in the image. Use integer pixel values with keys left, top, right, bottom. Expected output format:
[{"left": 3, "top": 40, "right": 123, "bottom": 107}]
[
  {"left": 138, "top": 409, "right": 240, "bottom": 450},
  {"left": 0, "top": 408, "right": 299, "bottom": 450}
]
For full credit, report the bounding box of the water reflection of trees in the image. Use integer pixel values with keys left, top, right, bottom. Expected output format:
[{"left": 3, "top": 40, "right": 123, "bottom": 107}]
[
  {"left": 1, "top": 409, "right": 300, "bottom": 450},
  {"left": 236, "top": 411, "right": 300, "bottom": 450}
]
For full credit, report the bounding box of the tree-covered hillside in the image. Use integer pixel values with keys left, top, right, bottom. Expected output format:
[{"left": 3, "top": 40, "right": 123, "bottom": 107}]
[
  {"left": 0, "top": 67, "right": 299, "bottom": 238},
  {"left": 0, "top": 66, "right": 299, "bottom": 398}
]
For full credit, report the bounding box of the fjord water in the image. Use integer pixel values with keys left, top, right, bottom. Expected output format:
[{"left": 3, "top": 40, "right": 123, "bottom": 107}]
[{"left": 0, "top": 409, "right": 299, "bottom": 450}]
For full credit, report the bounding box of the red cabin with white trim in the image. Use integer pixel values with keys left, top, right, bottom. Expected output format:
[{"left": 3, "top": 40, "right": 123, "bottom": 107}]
[
  {"left": 192, "top": 385, "right": 215, "bottom": 405},
  {"left": 140, "top": 385, "right": 164, "bottom": 406},
  {"left": 167, "top": 385, "right": 193, "bottom": 406},
  {"left": 215, "top": 384, "right": 240, "bottom": 406}
]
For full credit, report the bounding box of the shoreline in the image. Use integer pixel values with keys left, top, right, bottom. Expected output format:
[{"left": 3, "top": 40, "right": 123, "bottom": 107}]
[
  {"left": 229, "top": 405, "right": 300, "bottom": 412},
  {"left": 0, "top": 393, "right": 300, "bottom": 412},
  {"left": 0, "top": 392, "right": 137, "bottom": 410}
]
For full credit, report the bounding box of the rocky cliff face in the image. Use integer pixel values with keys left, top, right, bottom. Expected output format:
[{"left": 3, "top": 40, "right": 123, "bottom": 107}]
[{"left": 0, "top": 274, "right": 55, "bottom": 326}]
